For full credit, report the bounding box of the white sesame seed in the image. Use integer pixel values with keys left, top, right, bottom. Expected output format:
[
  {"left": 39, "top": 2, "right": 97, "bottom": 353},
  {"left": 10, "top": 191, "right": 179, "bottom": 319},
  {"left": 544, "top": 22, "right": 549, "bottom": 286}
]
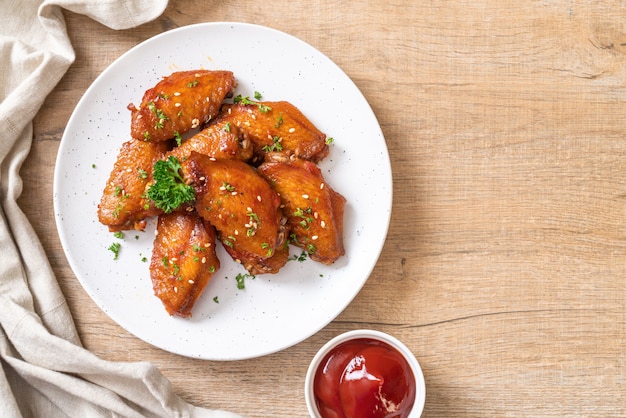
[
  {"left": 174, "top": 92, "right": 181, "bottom": 96},
  {"left": 137, "top": 114, "right": 143, "bottom": 119},
  {"left": 289, "top": 127, "right": 295, "bottom": 133},
  {"left": 234, "top": 230, "right": 239, "bottom": 236},
  {"left": 247, "top": 207, "right": 253, "bottom": 212},
  {"left": 188, "top": 280, "right": 195, "bottom": 284},
  {"left": 321, "top": 220, "right": 326, "bottom": 228},
  {"left": 191, "top": 118, "right": 200, "bottom": 128},
  {"left": 302, "top": 194, "right": 309, "bottom": 199},
  {"left": 204, "top": 243, "right": 211, "bottom": 247},
  {"left": 175, "top": 102, "right": 181, "bottom": 107},
  {"left": 206, "top": 97, "right": 210, "bottom": 102},
  {"left": 174, "top": 287, "right": 178, "bottom": 293},
  {"left": 314, "top": 212, "right": 319, "bottom": 219},
  {"left": 171, "top": 257, "right": 177, "bottom": 262},
  {"left": 201, "top": 257, "right": 206, "bottom": 264},
  {"left": 312, "top": 235, "right": 319, "bottom": 240},
  {"left": 257, "top": 195, "right": 262, "bottom": 202},
  {"left": 231, "top": 191, "right": 237, "bottom": 196},
  {"left": 320, "top": 183, "right": 325, "bottom": 189},
  {"left": 199, "top": 176, "right": 206, "bottom": 181}
]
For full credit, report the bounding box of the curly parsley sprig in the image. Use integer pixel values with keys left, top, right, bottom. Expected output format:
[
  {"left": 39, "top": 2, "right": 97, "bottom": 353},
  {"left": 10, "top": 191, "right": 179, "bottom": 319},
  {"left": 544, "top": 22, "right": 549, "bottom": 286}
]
[{"left": 147, "top": 156, "right": 195, "bottom": 213}]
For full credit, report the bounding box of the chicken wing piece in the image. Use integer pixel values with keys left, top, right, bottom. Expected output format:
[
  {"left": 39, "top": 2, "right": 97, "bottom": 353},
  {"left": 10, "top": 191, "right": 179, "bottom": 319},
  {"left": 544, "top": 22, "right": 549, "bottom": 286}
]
[
  {"left": 258, "top": 156, "right": 346, "bottom": 265},
  {"left": 150, "top": 211, "right": 220, "bottom": 318},
  {"left": 183, "top": 152, "right": 288, "bottom": 274},
  {"left": 98, "top": 139, "right": 171, "bottom": 232},
  {"left": 167, "top": 119, "right": 253, "bottom": 162},
  {"left": 129, "top": 70, "right": 235, "bottom": 143},
  {"left": 219, "top": 101, "right": 329, "bottom": 164}
]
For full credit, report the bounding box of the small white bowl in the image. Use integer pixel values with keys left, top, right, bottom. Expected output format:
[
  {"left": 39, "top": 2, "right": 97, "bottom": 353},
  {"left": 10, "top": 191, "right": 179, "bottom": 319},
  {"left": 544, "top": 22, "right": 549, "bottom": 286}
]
[{"left": 305, "top": 329, "right": 426, "bottom": 417}]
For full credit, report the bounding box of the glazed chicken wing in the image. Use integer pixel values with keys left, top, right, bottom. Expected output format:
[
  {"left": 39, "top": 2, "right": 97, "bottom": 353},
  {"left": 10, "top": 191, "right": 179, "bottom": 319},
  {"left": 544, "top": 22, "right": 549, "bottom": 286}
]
[
  {"left": 150, "top": 211, "right": 220, "bottom": 317},
  {"left": 258, "top": 156, "right": 346, "bottom": 264},
  {"left": 167, "top": 119, "right": 253, "bottom": 162},
  {"left": 98, "top": 138, "right": 170, "bottom": 231},
  {"left": 183, "top": 152, "right": 288, "bottom": 274},
  {"left": 219, "top": 101, "right": 329, "bottom": 164},
  {"left": 129, "top": 70, "right": 235, "bottom": 143}
]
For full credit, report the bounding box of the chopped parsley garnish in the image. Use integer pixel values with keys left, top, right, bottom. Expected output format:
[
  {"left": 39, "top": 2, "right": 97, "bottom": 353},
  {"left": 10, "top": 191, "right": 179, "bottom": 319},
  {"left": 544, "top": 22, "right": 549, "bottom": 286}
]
[
  {"left": 147, "top": 101, "right": 168, "bottom": 129},
  {"left": 113, "top": 231, "right": 124, "bottom": 239},
  {"left": 262, "top": 136, "right": 283, "bottom": 152},
  {"left": 221, "top": 182, "right": 235, "bottom": 193},
  {"left": 275, "top": 113, "right": 284, "bottom": 128},
  {"left": 288, "top": 233, "right": 300, "bottom": 246},
  {"left": 289, "top": 250, "right": 308, "bottom": 262},
  {"left": 174, "top": 131, "right": 182, "bottom": 146},
  {"left": 246, "top": 211, "right": 260, "bottom": 237},
  {"left": 254, "top": 91, "right": 263, "bottom": 100},
  {"left": 294, "top": 207, "right": 314, "bottom": 229},
  {"left": 325, "top": 137, "right": 334, "bottom": 145},
  {"left": 235, "top": 273, "right": 255, "bottom": 290},
  {"left": 108, "top": 242, "right": 121, "bottom": 260},
  {"left": 147, "top": 156, "right": 195, "bottom": 213},
  {"left": 233, "top": 95, "right": 272, "bottom": 113},
  {"left": 137, "top": 169, "right": 148, "bottom": 179},
  {"left": 187, "top": 80, "right": 199, "bottom": 88},
  {"left": 260, "top": 242, "right": 273, "bottom": 256}
]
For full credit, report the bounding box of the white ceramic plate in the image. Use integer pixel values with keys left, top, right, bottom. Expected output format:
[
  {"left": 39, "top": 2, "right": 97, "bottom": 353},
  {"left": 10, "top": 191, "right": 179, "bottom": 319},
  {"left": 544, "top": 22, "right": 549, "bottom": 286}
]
[{"left": 54, "top": 22, "right": 392, "bottom": 360}]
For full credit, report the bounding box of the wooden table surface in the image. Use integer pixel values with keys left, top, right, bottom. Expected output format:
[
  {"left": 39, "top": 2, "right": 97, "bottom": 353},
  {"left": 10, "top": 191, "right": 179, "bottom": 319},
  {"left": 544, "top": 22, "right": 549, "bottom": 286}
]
[{"left": 23, "top": 1, "right": 626, "bottom": 416}]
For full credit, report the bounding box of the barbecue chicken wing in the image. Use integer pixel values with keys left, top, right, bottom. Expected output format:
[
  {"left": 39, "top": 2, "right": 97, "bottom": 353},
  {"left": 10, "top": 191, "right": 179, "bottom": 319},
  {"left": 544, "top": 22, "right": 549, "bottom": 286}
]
[
  {"left": 219, "top": 101, "right": 329, "bottom": 164},
  {"left": 167, "top": 119, "right": 253, "bottom": 162},
  {"left": 183, "top": 152, "right": 288, "bottom": 274},
  {"left": 150, "top": 211, "right": 220, "bottom": 317},
  {"left": 98, "top": 138, "right": 170, "bottom": 231},
  {"left": 129, "top": 70, "right": 234, "bottom": 143},
  {"left": 258, "top": 156, "right": 346, "bottom": 264}
]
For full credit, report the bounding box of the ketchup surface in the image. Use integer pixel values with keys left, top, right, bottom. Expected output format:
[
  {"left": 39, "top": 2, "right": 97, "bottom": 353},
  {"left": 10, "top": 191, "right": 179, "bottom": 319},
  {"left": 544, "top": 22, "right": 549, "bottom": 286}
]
[{"left": 313, "top": 338, "right": 416, "bottom": 418}]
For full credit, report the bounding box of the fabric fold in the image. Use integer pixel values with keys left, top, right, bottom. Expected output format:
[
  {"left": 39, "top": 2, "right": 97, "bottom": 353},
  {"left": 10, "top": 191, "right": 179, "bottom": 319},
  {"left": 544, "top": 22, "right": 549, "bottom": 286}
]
[{"left": 0, "top": 1, "right": 244, "bottom": 417}]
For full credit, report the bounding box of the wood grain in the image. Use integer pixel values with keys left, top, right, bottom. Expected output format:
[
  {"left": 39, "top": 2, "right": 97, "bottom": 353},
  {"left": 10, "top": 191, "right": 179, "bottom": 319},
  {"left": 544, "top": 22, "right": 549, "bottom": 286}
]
[{"left": 21, "top": 0, "right": 626, "bottom": 416}]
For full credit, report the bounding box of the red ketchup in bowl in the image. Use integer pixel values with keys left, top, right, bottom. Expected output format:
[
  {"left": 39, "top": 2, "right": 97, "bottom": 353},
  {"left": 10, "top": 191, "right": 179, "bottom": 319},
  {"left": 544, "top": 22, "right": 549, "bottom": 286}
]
[{"left": 313, "top": 338, "right": 416, "bottom": 418}]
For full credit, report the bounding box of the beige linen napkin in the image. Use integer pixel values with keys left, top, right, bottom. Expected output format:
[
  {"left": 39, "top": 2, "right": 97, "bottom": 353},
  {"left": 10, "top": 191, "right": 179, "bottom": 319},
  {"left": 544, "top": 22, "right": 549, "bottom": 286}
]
[{"left": 0, "top": 1, "right": 242, "bottom": 417}]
